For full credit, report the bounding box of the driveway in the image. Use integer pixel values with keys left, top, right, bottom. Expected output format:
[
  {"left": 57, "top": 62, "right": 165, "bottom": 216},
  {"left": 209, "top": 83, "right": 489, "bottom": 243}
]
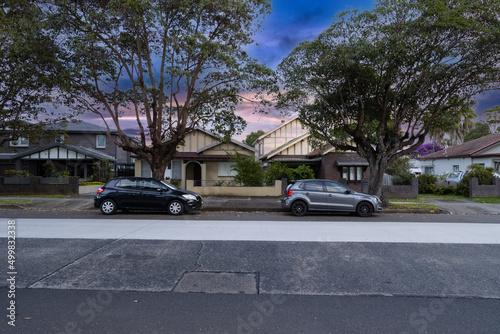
[{"left": 425, "top": 198, "right": 500, "bottom": 215}]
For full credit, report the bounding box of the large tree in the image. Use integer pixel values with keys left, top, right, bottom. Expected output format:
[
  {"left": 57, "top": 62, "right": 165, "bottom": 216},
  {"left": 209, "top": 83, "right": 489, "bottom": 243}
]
[
  {"left": 43, "top": 0, "right": 273, "bottom": 179},
  {"left": 483, "top": 105, "right": 500, "bottom": 133},
  {"left": 0, "top": 0, "right": 69, "bottom": 146},
  {"left": 277, "top": 0, "right": 500, "bottom": 198}
]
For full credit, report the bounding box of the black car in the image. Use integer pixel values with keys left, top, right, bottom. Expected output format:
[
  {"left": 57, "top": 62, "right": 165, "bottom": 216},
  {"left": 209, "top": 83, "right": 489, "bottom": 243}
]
[{"left": 94, "top": 177, "right": 203, "bottom": 215}]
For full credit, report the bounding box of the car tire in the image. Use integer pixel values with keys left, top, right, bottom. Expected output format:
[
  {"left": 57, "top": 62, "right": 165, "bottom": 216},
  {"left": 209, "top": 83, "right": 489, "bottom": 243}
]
[
  {"left": 356, "top": 201, "right": 374, "bottom": 217},
  {"left": 100, "top": 199, "right": 117, "bottom": 215},
  {"left": 291, "top": 200, "right": 307, "bottom": 216},
  {"left": 168, "top": 200, "right": 184, "bottom": 215}
]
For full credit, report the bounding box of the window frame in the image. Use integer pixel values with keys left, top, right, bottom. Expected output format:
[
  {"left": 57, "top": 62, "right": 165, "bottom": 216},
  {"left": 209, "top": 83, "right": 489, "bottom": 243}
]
[
  {"left": 341, "top": 166, "right": 364, "bottom": 181},
  {"left": 96, "top": 135, "right": 106, "bottom": 149},
  {"left": 9, "top": 137, "right": 29, "bottom": 147}
]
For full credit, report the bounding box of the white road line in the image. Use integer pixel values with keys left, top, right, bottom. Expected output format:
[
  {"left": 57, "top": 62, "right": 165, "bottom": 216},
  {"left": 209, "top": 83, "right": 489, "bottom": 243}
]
[{"left": 2, "top": 219, "right": 500, "bottom": 244}]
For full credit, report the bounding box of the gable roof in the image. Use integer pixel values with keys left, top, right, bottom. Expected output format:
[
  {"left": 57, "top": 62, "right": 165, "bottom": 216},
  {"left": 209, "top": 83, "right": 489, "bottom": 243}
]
[
  {"left": 418, "top": 134, "right": 500, "bottom": 160},
  {"left": 12, "top": 143, "right": 117, "bottom": 161},
  {"left": 256, "top": 115, "right": 302, "bottom": 142},
  {"left": 194, "top": 128, "right": 255, "bottom": 154},
  {"left": 262, "top": 133, "right": 310, "bottom": 160}
]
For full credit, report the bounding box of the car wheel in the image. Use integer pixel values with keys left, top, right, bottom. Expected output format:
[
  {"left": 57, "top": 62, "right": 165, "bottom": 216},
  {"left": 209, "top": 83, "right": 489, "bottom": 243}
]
[
  {"left": 168, "top": 200, "right": 184, "bottom": 215},
  {"left": 291, "top": 200, "right": 307, "bottom": 216},
  {"left": 100, "top": 199, "right": 117, "bottom": 215},
  {"left": 356, "top": 201, "right": 374, "bottom": 217}
]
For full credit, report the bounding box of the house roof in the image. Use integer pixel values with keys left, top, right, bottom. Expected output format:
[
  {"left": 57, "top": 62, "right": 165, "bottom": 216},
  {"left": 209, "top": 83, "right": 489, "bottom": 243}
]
[
  {"left": 418, "top": 134, "right": 500, "bottom": 160},
  {"left": 256, "top": 115, "right": 302, "bottom": 142},
  {"left": 48, "top": 121, "right": 118, "bottom": 134},
  {"left": 12, "top": 143, "right": 117, "bottom": 162},
  {"left": 194, "top": 128, "right": 255, "bottom": 154},
  {"left": 262, "top": 133, "right": 311, "bottom": 160},
  {"left": 331, "top": 152, "right": 369, "bottom": 166}
]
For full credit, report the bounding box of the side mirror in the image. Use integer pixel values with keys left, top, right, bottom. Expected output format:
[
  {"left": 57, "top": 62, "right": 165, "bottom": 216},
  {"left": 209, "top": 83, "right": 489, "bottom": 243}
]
[{"left": 344, "top": 190, "right": 352, "bottom": 194}]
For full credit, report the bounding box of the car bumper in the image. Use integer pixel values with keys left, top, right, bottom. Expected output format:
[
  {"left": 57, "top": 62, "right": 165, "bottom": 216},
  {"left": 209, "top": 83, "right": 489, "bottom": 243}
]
[
  {"left": 184, "top": 198, "right": 203, "bottom": 211},
  {"left": 93, "top": 197, "right": 101, "bottom": 208},
  {"left": 281, "top": 197, "right": 291, "bottom": 209}
]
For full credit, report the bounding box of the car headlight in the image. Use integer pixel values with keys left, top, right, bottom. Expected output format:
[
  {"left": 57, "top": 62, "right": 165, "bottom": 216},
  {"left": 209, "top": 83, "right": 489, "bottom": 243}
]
[{"left": 182, "top": 194, "right": 197, "bottom": 201}]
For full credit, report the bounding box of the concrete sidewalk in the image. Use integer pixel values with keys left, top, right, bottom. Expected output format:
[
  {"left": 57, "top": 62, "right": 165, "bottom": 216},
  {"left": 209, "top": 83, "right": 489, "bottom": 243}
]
[{"left": 0, "top": 194, "right": 284, "bottom": 212}]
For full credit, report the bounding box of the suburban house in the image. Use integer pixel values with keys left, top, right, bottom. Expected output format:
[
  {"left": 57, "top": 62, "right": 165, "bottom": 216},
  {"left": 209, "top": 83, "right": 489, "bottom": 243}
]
[
  {"left": 254, "top": 116, "right": 370, "bottom": 191},
  {"left": 0, "top": 121, "right": 136, "bottom": 179},
  {"left": 412, "top": 133, "right": 500, "bottom": 175},
  {"left": 135, "top": 128, "right": 256, "bottom": 188}
]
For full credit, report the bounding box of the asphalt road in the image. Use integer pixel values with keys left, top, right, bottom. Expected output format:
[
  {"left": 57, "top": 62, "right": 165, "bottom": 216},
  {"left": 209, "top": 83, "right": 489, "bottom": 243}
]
[{"left": 1, "top": 212, "right": 499, "bottom": 333}]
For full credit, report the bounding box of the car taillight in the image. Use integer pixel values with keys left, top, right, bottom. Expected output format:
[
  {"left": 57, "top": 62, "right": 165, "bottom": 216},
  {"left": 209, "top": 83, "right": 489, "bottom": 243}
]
[
  {"left": 287, "top": 190, "right": 292, "bottom": 197},
  {"left": 97, "top": 188, "right": 105, "bottom": 194}
]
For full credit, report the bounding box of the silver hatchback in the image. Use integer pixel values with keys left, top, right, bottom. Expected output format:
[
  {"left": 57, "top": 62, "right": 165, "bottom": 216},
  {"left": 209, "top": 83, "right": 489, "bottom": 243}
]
[{"left": 281, "top": 179, "right": 382, "bottom": 217}]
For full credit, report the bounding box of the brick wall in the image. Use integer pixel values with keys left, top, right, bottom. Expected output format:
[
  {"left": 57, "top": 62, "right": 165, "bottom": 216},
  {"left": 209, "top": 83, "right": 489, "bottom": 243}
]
[
  {"left": 469, "top": 178, "right": 500, "bottom": 197},
  {"left": 0, "top": 177, "right": 80, "bottom": 195},
  {"left": 382, "top": 178, "right": 419, "bottom": 199}
]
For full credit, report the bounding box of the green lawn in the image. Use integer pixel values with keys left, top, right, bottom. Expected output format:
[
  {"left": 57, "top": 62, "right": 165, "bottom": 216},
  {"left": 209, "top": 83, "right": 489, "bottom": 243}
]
[
  {"left": 0, "top": 199, "right": 33, "bottom": 205},
  {"left": 471, "top": 197, "right": 500, "bottom": 204},
  {"left": 387, "top": 198, "right": 438, "bottom": 210}
]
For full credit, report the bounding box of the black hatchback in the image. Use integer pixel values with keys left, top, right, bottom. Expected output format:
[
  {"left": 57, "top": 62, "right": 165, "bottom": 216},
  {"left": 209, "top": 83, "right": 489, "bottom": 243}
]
[{"left": 94, "top": 177, "right": 203, "bottom": 215}]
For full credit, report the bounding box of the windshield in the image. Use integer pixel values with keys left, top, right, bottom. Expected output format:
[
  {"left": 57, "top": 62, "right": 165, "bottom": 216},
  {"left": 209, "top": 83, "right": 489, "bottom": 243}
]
[{"left": 160, "top": 180, "right": 178, "bottom": 190}]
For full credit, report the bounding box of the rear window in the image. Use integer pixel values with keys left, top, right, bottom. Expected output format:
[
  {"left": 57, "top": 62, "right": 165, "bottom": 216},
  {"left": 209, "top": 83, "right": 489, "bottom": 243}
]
[
  {"left": 115, "top": 179, "right": 137, "bottom": 189},
  {"left": 303, "top": 181, "right": 324, "bottom": 191}
]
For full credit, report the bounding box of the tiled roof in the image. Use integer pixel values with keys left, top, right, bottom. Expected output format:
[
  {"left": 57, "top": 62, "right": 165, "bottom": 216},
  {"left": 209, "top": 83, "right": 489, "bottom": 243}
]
[{"left": 418, "top": 134, "right": 500, "bottom": 160}]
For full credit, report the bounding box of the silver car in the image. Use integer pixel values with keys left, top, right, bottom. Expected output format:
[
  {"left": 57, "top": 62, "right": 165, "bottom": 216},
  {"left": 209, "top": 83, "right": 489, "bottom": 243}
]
[{"left": 281, "top": 179, "right": 382, "bottom": 217}]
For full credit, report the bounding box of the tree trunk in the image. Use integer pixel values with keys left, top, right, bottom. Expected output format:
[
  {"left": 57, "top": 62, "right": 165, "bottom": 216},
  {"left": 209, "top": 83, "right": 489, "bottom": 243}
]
[
  {"left": 366, "top": 155, "right": 388, "bottom": 204},
  {"left": 149, "top": 146, "right": 176, "bottom": 181}
]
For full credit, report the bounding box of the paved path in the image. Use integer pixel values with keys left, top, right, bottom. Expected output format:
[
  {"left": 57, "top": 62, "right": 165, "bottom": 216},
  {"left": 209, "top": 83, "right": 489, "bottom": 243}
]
[
  {"left": 425, "top": 198, "right": 500, "bottom": 215},
  {"left": 4, "top": 218, "right": 500, "bottom": 244}
]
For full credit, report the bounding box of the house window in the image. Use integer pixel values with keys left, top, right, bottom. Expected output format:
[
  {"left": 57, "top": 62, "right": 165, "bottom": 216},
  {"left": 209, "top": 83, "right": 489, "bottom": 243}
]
[
  {"left": 55, "top": 134, "right": 65, "bottom": 143},
  {"left": 341, "top": 166, "right": 363, "bottom": 181},
  {"left": 453, "top": 165, "right": 459, "bottom": 172},
  {"left": 96, "top": 135, "right": 106, "bottom": 148},
  {"left": 218, "top": 162, "right": 237, "bottom": 177},
  {"left": 424, "top": 166, "right": 434, "bottom": 175},
  {"left": 171, "top": 160, "right": 182, "bottom": 179},
  {"left": 10, "top": 137, "right": 29, "bottom": 147}
]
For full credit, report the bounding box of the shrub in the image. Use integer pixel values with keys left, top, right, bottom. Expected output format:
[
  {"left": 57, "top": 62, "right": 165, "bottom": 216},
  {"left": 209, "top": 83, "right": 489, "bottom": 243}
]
[
  {"left": 436, "top": 185, "right": 456, "bottom": 195},
  {"left": 418, "top": 174, "right": 438, "bottom": 194},
  {"left": 229, "top": 152, "right": 264, "bottom": 186},
  {"left": 265, "top": 161, "right": 292, "bottom": 185},
  {"left": 290, "top": 165, "right": 315, "bottom": 180},
  {"left": 4, "top": 169, "right": 33, "bottom": 177},
  {"left": 456, "top": 164, "right": 494, "bottom": 196},
  {"left": 386, "top": 157, "right": 413, "bottom": 185}
]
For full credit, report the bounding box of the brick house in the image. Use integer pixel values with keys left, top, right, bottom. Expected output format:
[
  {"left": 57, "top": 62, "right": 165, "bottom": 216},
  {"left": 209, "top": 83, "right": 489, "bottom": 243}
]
[
  {"left": 0, "top": 121, "right": 136, "bottom": 179},
  {"left": 254, "top": 117, "right": 370, "bottom": 191},
  {"left": 135, "top": 128, "right": 256, "bottom": 188}
]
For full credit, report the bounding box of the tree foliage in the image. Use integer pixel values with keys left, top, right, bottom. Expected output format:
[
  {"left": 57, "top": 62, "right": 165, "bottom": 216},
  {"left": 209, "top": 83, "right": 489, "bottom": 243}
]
[
  {"left": 40, "top": 0, "right": 274, "bottom": 179},
  {"left": 456, "top": 164, "right": 495, "bottom": 196},
  {"left": 483, "top": 105, "right": 500, "bottom": 133},
  {"left": 276, "top": 0, "right": 500, "bottom": 197},
  {"left": 412, "top": 143, "right": 444, "bottom": 157},
  {"left": 229, "top": 152, "right": 264, "bottom": 186},
  {"left": 0, "top": 0, "right": 71, "bottom": 146},
  {"left": 464, "top": 122, "right": 491, "bottom": 142},
  {"left": 243, "top": 130, "right": 265, "bottom": 146}
]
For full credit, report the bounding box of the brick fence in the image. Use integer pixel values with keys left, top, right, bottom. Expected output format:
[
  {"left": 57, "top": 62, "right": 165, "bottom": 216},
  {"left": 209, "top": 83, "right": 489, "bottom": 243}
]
[
  {"left": 382, "top": 178, "right": 419, "bottom": 199},
  {"left": 0, "top": 177, "right": 80, "bottom": 195},
  {"left": 469, "top": 178, "right": 500, "bottom": 198}
]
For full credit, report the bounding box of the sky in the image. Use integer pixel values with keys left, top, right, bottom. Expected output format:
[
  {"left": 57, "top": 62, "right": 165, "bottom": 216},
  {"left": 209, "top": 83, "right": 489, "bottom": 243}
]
[
  {"left": 78, "top": 0, "right": 500, "bottom": 142},
  {"left": 234, "top": 0, "right": 374, "bottom": 140}
]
